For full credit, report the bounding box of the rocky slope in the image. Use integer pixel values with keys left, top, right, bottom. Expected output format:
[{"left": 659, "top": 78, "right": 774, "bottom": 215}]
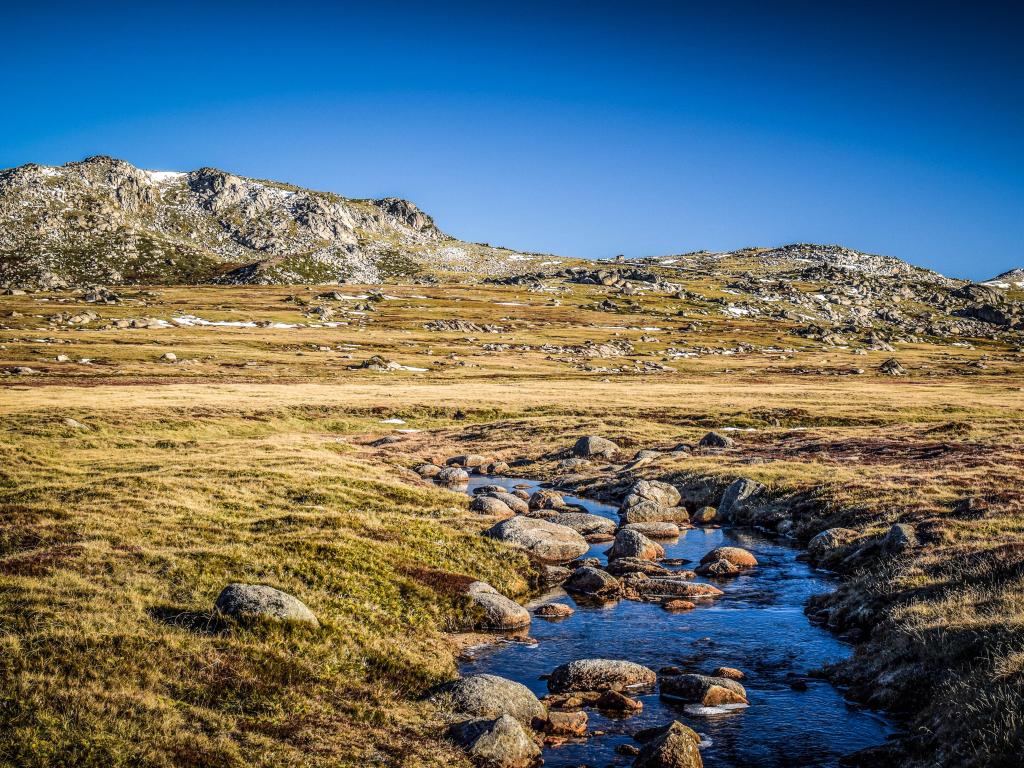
[{"left": 0, "top": 156, "right": 561, "bottom": 287}]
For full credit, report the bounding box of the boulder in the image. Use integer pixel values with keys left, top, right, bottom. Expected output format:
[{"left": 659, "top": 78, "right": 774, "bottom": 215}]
[
  {"left": 605, "top": 557, "right": 671, "bottom": 577},
  {"left": 534, "top": 603, "right": 574, "bottom": 619},
  {"left": 622, "top": 480, "right": 681, "bottom": 511},
  {"left": 481, "top": 461, "right": 511, "bottom": 475},
  {"left": 675, "top": 478, "right": 718, "bottom": 511},
  {"left": 619, "top": 502, "right": 691, "bottom": 525},
  {"left": 596, "top": 689, "right": 643, "bottom": 713},
  {"left": 694, "top": 559, "right": 741, "bottom": 577},
  {"left": 485, "top": 517, "right": 590, "bottom": 563},
  {"left": 622, "top": 522, "right": 680, "bottom": 539},
  {"left": 540, "top": 565, "right": 571, "bottom": 586},
  {"left": 807, "top": 527, "right": 860, "bottom": 562},
  {"left": 436, "top": 467, "right": 470, "bottom": 486},
  {"left": 447, "top": 454, "right": 489, "bottom": 468},
  {"left": 529, "top": 489, "right": 566, "bottom": 510},
  {"left": 659, "top": 673, "right": 747, "bottom": 707},
  {"left": 698, "top": 431, "right": 733, "bottom": 449},
  {"left": 414, "top": 463, "right": 443, "bottom": 478},
  {"left": 633, "top": 721, "right": 703, "bottom": 768},
  {"left": 434, "top": 674, "right": 546, "bottom": 727},
  {"left": 621, "top": 574, "right": 723, "bottom": 601},
  {"left": 607, "top": 529, "right": 664, "bottom": 561},
  {"left": 563, "top": 566, "right": 621, "bottom": 598},
  {"left": 572, "top": 435, "right": 619, "bottom": 459},
  {"left": 550, "top": 512, "right": 617, "bottom": 540},
  {"left": 690, "top": 506, "right": 717, "bottom": 525},
  {"left": 467, "top": 582, "right": 531, "bottom": 630},
  {"left": 662, "top": 599, "right": 696, "bottom": 612},
  {"left": 713, "top": 667, "right": 744, "bottom": 680},
  {"left": 884, "top": 523, "right": 917, "bottom": 555},
  {"left": 448, "top": 715, "right": 541, "bottom": 768},
  {"left": 214, "top": 583, "right": 319, "bottom": 627},
  {"left": 698, "top": 547, "right": 757, "bottom": 568},
  {"left": 548, "top": 658, "right": 657, "bottom": 693},
  {"left": 485, "top": 491, "right": 530, "bottom": 515},
  {"left": 544, "top": 710, "right": 587, "bottom": 737},
  {"left": 471, "top": 496, "right": 516, "bottom": 517},
  {"left": 716, "top": 478, "right": 764, "bottom": 521}
]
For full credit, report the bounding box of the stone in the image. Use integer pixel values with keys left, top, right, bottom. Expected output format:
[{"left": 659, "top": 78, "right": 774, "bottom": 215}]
[
  {"left": 596, "top": 689, "right": 643, "bottom": 713},
  {"left": 622, "top": 522, "right": 680, "bottom": 539},
  {"left": 619, "top": 502, "right": 691, "bottom": 525},
  {"left": 448, "top": 714, "right": 542, "bottom": 768},
  {"left": 547, "top": 659, "right": 657, "bottom": 694},
  {"left": 414, "top": 463, "right": 443, "bottom": 478},
  {"left": 713, "top": 667, "right": 744, "bottom": 680},
  {"left": 622, "top": 480, "right": 681, "bottom": 511},
  {"left": 529, "top": 489, "right": 565, "bottom": 510},
  {"left": 540, "top": 565, "right": 571, "bottom": 586},
  {"left": 694, "top": 559, "right": 741, "bottom": 576},
  {"left": 534, "top": 603, "right": 574, "bottom": 619},
  {"left": 485, "top": 517, "right": 590, "bottom": 563},
  {"left": 436, "top": 466, "right": 470, "bottom": 485},
  {"left": 467, "top": 582, "right": 531, "bottom": 630},
  {"left": 607, "top": 528, "right": 664, "bottom": 561},
  {"left": 690, "top": 506, "right": 717, "bottom": 525},
  {"left": 563, "top": 566, "right": 621, "bottom": 598},
  {"left": 807, "top": 528, "right": 860, "bottom": 561},
  {"left": 159, "top": 352, "right": 176, "bottom": 362},
  {"left": 698, "top": 547, "right": 757, "bottom": 568},
  {"left": 214, "top": 583, "right": 319, "bottom": 627},
  {"left": 480, "top": 491, "right": 529, "bottom": 515},
  {"left": 659, "top": 674, "right": 747, "bottom": 707},
  {"left": 879, "top": 358, "right": 906, "bottom": 376},
  {"left": 447, "top": 454, "right": 490, "bottom": 468},
  {"left": 716, "top": 478, "right": 765, "bottom": 521},
  {"left": 545, "top": 709, "right": 587, "bottom": 737},
  {"left": 550, "top": 512, "right": 617, "bottom": 540},
  {"left": 433, "top": 673, "right": 546, "bottom": 727},
  {"left": 633, "top": 721, "right": 703, "bottom": 768},
  {"left": 605, "top": 557, "right": 671, "bottom": 577},
  {"left": 884, "top": 523, "right": 917, "bottom": 555},
  {"left": 698, "top": 431, "right": 734, "bottom": 449},
  {"left": 572, "top": 435, "right": 619, "bottom": 459},
  {"left": 481, "top": 461, "right": 510, "bottom": 475},
  {"left": 662, "top": 599, "right": 696, "bottom": 611},
  {"left": 621, "top": 574, "right": 723, "bottom": 601},
  {"left": 471, "top": 496, "right": 516, "bottom": 517}
]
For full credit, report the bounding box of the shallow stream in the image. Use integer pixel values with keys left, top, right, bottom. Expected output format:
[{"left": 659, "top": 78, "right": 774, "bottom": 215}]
[{"left": 457, "top": 476, "right": 894, "bottom": 767}]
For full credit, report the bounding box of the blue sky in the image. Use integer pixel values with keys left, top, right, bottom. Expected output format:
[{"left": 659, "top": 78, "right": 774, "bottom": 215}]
[{"left": 3, "top": 1, "right": 1021, "bottom": 279}]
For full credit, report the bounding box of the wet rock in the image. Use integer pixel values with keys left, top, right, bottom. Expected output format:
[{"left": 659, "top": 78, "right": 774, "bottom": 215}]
[
  {"left": 471, "top": 496, "right": 516, "bottom": 517},
  {"left": 622, "top": 522, "right": 680, "bottom": 539},
  {"left": 485, "top": 517, "right": 590, "bottom": 563},
  {"left": 622, "top": 480, "right": 681, "bottom": 511},
  {"left": 434, "top": 673, "right": 546, "bottom": 727},
  {"left": 563, "top": 566, "right": 621, "bottom": 598},
  {"left": 605, "top": 557, "right": 671, "bottom": 577},
  {"left": 713, "top": 667, "right": 744, "bottom": 680},
  {"left": 698, "top": 547, "right": 757, "bottom": 568},
  {"left": 694, "top": 559, "right": 741, "bottom": 576},
  {"left": 698, "top": 431, "right": 733, "bottom": 449},
  {"left": 622, "top": 574, "right": 723, "bottom": 601},
  {"left": 617, "top": 743, "right": 642, "bottom": 756},
  {"left": 716, "top": 478, "right": 765, "bottom": 521},
  {"left": 534, "top": 603, "right": 574, "bottom": 619},
  {"left": 551, "top": 512, "right": 617, "bottom": 540},
  {"left": 633, "top": 721, "right": 703, "bottom": 768},
  {"left": 448, "top": 714, "right": 542, "bottom": 768},
  {"left": 662, "top": 599, "right": 696, "bottom": 611},
  {"left": 607, "top": 528, "right": 664, "bottom": 561},
  {"left": 572, "top": 435, "right": 619, "bottom": 459},
  {"left": 596, "top": 689, "right": 643, "bottom": 713},
  {"left": 467, "top": 582, "right": 531, "bottom": 630},
  {"left": 659, "top": 674, "right": 747, "bottom": 706},
  {"left": 691, "top": 506, "right": 717, "bottom": 524},
  {"left": 436, "top": 467, "right": 470, "bottom": 486},
  {"left": 619, "top": 502, "right": 691, "bottom": 525},
  {"left": 547, "top": 659, "right": 657, "bottom": 694},
  {"left": 214, "top": 583, "right": 319, "bottom": 627},
  {"left": 807, "top": 527, "right": 860, "bottom": 562},
  {"left": 544, "top": 710, "right": 587, "bottom": 737}
]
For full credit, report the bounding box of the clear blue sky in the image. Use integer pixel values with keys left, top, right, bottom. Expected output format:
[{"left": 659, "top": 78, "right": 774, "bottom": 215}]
[{"left": 3, "top": 1, "right": 1021, "bottom": 279}]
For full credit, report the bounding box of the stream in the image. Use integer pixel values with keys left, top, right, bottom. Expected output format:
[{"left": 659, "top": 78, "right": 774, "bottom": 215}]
[{"left": 456, "top": 476, "right": 894, "bottom": 767}]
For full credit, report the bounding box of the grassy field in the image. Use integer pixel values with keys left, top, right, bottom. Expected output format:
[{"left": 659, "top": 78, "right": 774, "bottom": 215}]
[{"left": 2, "top": 281, "right": 1023, "bottom": 766}]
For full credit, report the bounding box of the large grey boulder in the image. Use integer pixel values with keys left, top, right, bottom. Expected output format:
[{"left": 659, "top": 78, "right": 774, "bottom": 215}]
[
  {"left": 622, "top": 480, "right": 681, "bottom": 511},
  {"left": 619, "top": 501, "right": 691, "bottom": 525},
  {"left": 214, "top": 583, "right": 319, "bottom": 627},
  {"left": 486, "top": 517, "right": 589, "bottom": 563},
  {"left": 697, "top": 431, "right": 733, "bottom": 449},
  {"left": 634, "top": 721, "right": 704, "bottom": 768},
  {"left": 485, "top": 491, "right": 530, "bottom": 515},
  {"left": 572, "top": 435, "right": 619, "bottom": 459},
  {"left": 622, "top": 522, "right": 680, "bottom": 539},
  {"left": 436, "top": 466, "right": 470, "bottom": 485},
  {"left": 660, "top": 673, "right": 747, "bottom": 707},
  {"left": 607, "top": 528, "right": 664, "bottom": 561},
  {"left": 433, "top": 674, "right": 546, "bottom": 727},
  {"left": 548, "top": 658, "right": 657, "bottom": 693},
  {"left": 550, "top": 512, "right": 617, "bottom": 540},
  {"left": 448, "top": 714, "right": 542, "bottom": 768},
  {"left": 807, "top": 527, "right": 860, "bottom": 562},
  {"left": 563, "top": 566, "right": 621, "bottom": 598},
  {"left": 471, "top": 496, "right": 516, "bottom": 517},
  {"left": 716, "top": 478, "right": 765, "bottom": 521},
  {"left": 467, "top": 582, "right": 531, "bottom": 630}
]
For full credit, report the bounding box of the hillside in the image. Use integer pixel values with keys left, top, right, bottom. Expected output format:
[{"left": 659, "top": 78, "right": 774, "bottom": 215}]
[{"left": 0, "top": 156, "right": 564, "bottom": 287}]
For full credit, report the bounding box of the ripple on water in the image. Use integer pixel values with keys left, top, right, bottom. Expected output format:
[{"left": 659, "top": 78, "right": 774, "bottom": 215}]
[{"left": 458, "top": 476, "right": 894, "bottom": 768}]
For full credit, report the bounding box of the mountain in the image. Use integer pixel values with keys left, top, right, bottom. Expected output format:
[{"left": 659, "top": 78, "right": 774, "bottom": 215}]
[
  {"left": 983, "top": 268, "right": 1024, "bottom": 289},
  {"left": 0, "top": 156, "right": 562, "bottom": 287}
]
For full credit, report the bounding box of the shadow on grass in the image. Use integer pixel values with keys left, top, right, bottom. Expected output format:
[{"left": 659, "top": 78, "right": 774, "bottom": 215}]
[{"left": 147, "top": 605, "right": 230, "bottom": 636}]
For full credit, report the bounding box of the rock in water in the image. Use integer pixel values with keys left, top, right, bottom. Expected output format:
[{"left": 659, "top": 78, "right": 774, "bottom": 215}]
[
  {"left": 659, "top": 673, "right": 748, "bottom": 706},
  {"left": 607, "top": 528, "right": 665, "bottom": 561},
  {"left": 621, "top": 480, "right": 681, "bottom": 510},
  {"left": 433, "top": 673, "right": 546, "bottom": 727},
  {"left": 563, "top": 566, "right": 621, "bottom": 597},
  {"left": 485, "top": 517, "right": 589, "bottom": 563},
  {"left": 547, "top": 659, "right": 657, "bottom": 693},
  {"left": 572, "top": 435, "right": 619, "bottom": 459},
  {"left": 436, "top": 466, "right": 470, "bottom": 485},
  {"left": 634, "top": 721, "right": 704, "bottom": 768},
  {"left": 214, "top": 583, "right": 319, "bottom": 627},
  {"left": 466, "top": 582, "right": 531, "bottom": 630},
  {"left": 698, "top": 547, "right": 757, "bottom": 568},
  {"left": 448, "top": 714, "right": 542, "bottom": 768},
  {"left": 534, "top": 603, "right": 574, "bottom": 619},
  {"left": 550, "top": 512, "right": 617, "bottom": 540}
]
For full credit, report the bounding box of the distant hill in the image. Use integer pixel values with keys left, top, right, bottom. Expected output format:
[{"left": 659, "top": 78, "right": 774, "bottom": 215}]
[{"left": 0, "top": 156, "right": 563, "bottom": 287}]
